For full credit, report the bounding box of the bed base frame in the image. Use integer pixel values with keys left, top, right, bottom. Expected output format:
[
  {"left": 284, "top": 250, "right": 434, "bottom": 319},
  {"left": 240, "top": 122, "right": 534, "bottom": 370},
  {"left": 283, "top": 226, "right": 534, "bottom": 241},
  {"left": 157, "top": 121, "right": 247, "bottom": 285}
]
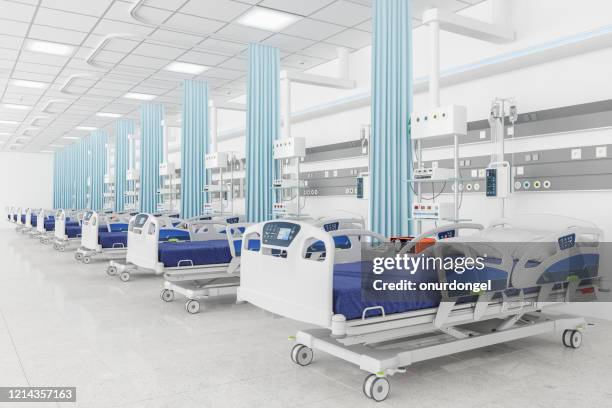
[
  {"left": 239, "top": 217, "right": 603, "bottom": 402},
  {"left": 75, "top": 211, "right": 131, "bottom": 264}
]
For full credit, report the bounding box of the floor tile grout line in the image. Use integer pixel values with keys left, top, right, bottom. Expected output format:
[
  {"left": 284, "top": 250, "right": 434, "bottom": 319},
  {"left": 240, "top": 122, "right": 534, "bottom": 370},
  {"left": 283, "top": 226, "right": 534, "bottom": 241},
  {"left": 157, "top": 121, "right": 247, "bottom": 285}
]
[{"left": 0, "top": 308, "right": 31, "bottom": 387}]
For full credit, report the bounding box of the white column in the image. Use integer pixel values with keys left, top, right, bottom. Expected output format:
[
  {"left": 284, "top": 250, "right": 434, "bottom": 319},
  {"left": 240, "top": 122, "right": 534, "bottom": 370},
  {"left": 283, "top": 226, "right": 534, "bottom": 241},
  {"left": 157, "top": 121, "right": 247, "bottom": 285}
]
[
  {"left": 429, "top": 13, "right": 440, "bottom": 108},
  {"left": 281, "top": 78, "right": 291, "bottom": 138}
]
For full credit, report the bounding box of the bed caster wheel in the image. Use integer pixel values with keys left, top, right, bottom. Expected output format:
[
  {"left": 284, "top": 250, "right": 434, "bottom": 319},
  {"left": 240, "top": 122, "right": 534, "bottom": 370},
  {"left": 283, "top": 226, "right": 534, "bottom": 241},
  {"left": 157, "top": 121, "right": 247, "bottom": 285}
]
[
  {"left": 119, "top": 271, "right": 130, "bottom": 282},
  {"left": 363, "top": 375, "right": 390, "bottom": 402},
  {"left": 82, "top": 256, "right": 91, "bottom": 264},
  {"left": 58, "top": 245, "right": 65, "bottom": 252},
  {"left": 291, "top": 344, "right": 313, "bottom": 366},
  {"left": 74, "top": 252, "right": 83, "bottom": 261},
  {"left": 53, "top": 243, "right": 59, "bottom": 250},
  {"left": 106, "top": 266, "right": 117, "bottom": 276},
  {"left": 161, "top": 289, "right": 174, "bottom": 302},
  {"left": 563, "top": 330, "right": 583, "bottom": 349},
  {"left": 185, "top": 300, "right": 200, "bottom": 314}
]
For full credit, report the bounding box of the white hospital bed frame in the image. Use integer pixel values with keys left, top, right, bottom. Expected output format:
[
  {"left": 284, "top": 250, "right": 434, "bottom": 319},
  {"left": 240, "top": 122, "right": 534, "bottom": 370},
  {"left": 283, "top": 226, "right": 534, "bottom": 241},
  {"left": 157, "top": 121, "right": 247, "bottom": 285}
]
[
  {"left": 106, "top": 213, "right": 221, "bottom": 282},
  {"left": 238, "top": 215, "right": 603, "bottom": 402},
  {"left": 75, "top": 210, "right": 132, "bottom": 264},
  {"left": 52, "top": 209, "right": 83, "bottom": 251},
  {"left": 161, "top": 216, "right": 364, "bottom": 314}
]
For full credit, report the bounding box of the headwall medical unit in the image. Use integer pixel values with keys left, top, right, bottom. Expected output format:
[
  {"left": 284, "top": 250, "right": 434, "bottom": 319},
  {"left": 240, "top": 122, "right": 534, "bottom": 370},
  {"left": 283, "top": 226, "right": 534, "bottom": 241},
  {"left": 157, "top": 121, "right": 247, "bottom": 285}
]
[{"left": 0, "top": 0, "right": 611, "bottom": 406}]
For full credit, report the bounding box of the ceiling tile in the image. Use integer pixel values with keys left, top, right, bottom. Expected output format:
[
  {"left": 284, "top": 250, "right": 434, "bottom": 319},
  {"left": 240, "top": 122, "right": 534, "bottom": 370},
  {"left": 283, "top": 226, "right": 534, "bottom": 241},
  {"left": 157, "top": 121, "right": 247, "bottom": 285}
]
[
  {"left": 133, "top": 42, "right": 186, "bottom": 60},
  {"left": 0, "top": 19, "right": 29, "bottom": 37},
  {"left": 197, "top": 38, "right": 246, "bottom": 56},
  {"left": 217, "top": 56, "right": 247, "bottom": 71},
  {"left": 28, "top": 25, "right": 88, "bottom": 45},
  {"left": 140, "top": 0, "right": 186, "bottom": 11},
  {"left": 261, "top": 34, "right": 315, "bottom": 52},
  {"left": 12, "top": 71, "right": 56, "bottom": 82},
  {"left": 259, "top": 0, "right": 335, "bottom": 16},
  {"left": 202, "top": 67, "right": 244, "bottom": 81},
  {"left": 147, "top": 29, "right": 204, "bottom": 48},
  {"left": 93, "top": 19, "right": 155, "bottom": 37},
  {"left": 179, "top": 0, "right": 251, "bottom": 22},
  {"left": 214, "top": 24, "right": 273, "bottom": 43},
  {"left": 35, "top": 8, "right": 99, "bottom": 32},
  {"left": 121, "top": 54, "right": 169, "bottom": 69},
  {"left": 325, "top": 28, "right": 370, "bottom": 49},
  {"left": 355, "top": 19, "right": 371, "bottom": 32},
  {"left": 309, "top": 0, "right": 371, "bottom": 27},
  {"left": 300, "top": 42, "right": 342, "bottom": 59},
  {"left": 19, "top": 50, "right": 71, "bottom": 67},
  {"left": 41, "top": 0, "right": 114, "bottom": 16},
  {"left": 163, "top": 13, "right": 226, "bottom": 36},
  {"left": 104, "top": 2, "right": 172, "bottom": 25},
  {"left": 0, "top": 34, "right": 24, "bottom": 50},
  {"left": 282, "top": 18, "right": 346, "bottom": 41},
  {"left": 0, "top": 0, "right": 36, "bottom": 22},
  {"left": 177, "top": 50, "right": 228, "bottom": 66}
]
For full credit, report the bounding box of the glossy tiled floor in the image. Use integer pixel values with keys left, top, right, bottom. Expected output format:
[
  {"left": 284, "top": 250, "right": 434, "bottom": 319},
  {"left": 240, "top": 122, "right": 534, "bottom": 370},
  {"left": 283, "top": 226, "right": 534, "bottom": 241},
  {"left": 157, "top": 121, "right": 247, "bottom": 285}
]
[{"left": 1, "top": 225, "right": 611, "bottom": 408}]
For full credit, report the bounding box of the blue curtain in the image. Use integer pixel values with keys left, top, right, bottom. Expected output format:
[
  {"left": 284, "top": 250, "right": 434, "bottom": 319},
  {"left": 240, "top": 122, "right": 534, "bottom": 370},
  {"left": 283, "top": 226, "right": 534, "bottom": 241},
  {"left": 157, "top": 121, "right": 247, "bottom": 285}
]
[
  {"left": 140, "top": 103, "right": 164, "bottom": 213},
  {"left": 74, "top": 137, "right": 90, "bottom": 210},
  {"left": 246, "top": 43, "right": 280, "bottom": 222},
  {"left": 53, "top": 151, "right": 60, "bottom": 208},
  {"left": 181, "top": 80, "right": 209, "bottom": 219},
  {"left": 89, "top": 130, "right": 108, "bottom": 211},
  {"left": 115, "top": 119, "right": 133, "bottom": 212},
  {"left": 370, "top": 0, "right": 413, "bottom": 236}
]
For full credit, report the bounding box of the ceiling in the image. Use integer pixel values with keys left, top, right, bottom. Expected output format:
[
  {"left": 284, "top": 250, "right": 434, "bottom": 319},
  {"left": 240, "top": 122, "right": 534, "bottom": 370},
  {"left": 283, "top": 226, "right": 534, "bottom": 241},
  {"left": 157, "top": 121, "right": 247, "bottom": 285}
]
[{"left": 0, "top": 0, "right": 483, "bottom": 153}]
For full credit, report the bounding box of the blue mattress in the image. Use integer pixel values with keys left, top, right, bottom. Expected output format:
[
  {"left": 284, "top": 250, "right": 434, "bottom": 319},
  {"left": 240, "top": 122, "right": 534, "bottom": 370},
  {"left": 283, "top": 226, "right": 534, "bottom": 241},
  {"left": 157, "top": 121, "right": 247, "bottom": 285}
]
[
  {"left": 31, "top": 216, "right": 37, "bottom": 227},
  {"left": 333, "top": 261, "right": 508, "bottom": 320},
  {"left": 20, "top": 215, "right": 25, "bottom": 223},
  {"left": 99, "top": 231, "right": 128, "bottom": 249},
  {"left": 44, "top": 221, "right": 55, "bottom": 231},
  {"left": 158, "top": 239, "right": 260, "bottom": 268},
  {"left": 65, "top": 225, "right": 82, "bottom": 238}
]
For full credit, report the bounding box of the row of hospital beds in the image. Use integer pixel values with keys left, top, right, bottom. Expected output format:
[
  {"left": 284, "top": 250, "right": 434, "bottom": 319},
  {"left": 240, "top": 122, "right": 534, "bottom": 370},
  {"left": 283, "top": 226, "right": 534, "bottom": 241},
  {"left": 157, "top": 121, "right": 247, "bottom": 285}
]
[{"left": 5, "top": 206, "right": 608, "bottom": 401}]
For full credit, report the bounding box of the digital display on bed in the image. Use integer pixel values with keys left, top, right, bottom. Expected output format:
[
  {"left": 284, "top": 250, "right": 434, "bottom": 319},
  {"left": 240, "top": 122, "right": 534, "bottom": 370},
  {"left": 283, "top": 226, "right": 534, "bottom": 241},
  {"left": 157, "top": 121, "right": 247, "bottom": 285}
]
[
  {"left": 84, "top": 212, "right": 93, "bottom": 221},
  {"left": 277, "top": 228, "right": 292, "bottom": 240},
  {"left": 323, "top": 222, "right": 339, "bottom": 232},
  {"left": 134, "top": 214, "right": 148, "bottom": 228}
]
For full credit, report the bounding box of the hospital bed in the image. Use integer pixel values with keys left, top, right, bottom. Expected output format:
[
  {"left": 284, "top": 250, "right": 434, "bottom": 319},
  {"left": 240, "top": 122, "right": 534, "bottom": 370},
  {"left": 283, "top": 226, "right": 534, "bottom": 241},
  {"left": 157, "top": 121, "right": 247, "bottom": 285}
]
[
  {"left": 106, "top": 213, "right": 193, "bottom": 281},
  {"left": 6, "top": 206, "right": 15, "bottom": 223},
  {"left": 38, "top": 209, "right": 59, "bottom": 245},
  {"left": 14, "top": 207, "right": 25, "bottom": 231},
  {"left": 52, "top": 209, "right": 84, "bottom": 251},
  {"left": 237, "top": 214, "right": 604, "bottom": 402},
  {"left": 160, "top": 217, "right": 364, "bottom": 314},
  {"left": 74, "top": 211, "right": 132, "bottom": 264}
]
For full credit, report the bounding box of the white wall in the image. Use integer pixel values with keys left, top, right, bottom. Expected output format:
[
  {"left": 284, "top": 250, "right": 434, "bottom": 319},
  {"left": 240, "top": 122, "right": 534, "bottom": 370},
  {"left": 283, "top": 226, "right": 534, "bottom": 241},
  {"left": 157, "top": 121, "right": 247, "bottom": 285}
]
[{"left": 0, "top": 152, "right": 53, "bottom": 226}]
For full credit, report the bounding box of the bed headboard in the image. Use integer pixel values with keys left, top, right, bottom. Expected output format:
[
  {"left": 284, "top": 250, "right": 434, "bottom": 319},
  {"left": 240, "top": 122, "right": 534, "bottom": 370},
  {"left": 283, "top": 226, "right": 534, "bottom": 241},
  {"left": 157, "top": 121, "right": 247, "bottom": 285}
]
[
  {"left": 126, "top": 213, "right": 163, "bottom": 272},
  {"left": 81, "top": 211, "right": 99, "bottom": 250},
  {"left": 238, "top": 220, "right": 336, "bottom": 328},
  {"left": 54, "top": 209, "right": 67, "bottom": 239}
]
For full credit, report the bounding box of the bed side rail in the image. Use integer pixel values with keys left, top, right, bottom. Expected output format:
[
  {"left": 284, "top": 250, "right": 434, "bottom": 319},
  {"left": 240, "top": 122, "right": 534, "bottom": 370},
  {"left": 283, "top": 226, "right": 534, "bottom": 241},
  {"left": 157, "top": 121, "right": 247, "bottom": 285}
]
[
  {"left": 398, "top": 223, "right": 485, "bottom": 255},
  {"left": 238, "top": 220, "right": 336, "bottom": 328},
  {"left": 512, "top": 225, "right": 603, "bottom": 288}
]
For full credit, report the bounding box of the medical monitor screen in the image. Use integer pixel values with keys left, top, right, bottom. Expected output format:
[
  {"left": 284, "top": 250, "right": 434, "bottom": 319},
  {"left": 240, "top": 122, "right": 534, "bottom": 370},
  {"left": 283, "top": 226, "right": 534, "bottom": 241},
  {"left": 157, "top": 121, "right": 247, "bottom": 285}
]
[
  {"left": 277, "top": 228, "right": 292, "bottom": 241},
  {"left": 134, "top": 214, "right": 148, "bottom": 228}
]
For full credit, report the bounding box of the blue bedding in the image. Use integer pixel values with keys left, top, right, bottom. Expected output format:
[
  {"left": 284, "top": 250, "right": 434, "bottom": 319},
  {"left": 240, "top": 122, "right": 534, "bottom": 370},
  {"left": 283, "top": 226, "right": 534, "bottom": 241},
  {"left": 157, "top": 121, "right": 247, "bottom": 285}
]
[
  {"left": 333, "top": 261, "right": 508, "bottom": 320},
  {"left": 65, "top": 225, "right": 82, "bottom": 238},
  {"left": 99, "top": 231, "right": 128, "bottom": 249},
  {"left": 44, "top": 221, "right": 55, "bottom": 231},
  {"left": 158, "top": 239, "right": 261, "bottom": 268}
]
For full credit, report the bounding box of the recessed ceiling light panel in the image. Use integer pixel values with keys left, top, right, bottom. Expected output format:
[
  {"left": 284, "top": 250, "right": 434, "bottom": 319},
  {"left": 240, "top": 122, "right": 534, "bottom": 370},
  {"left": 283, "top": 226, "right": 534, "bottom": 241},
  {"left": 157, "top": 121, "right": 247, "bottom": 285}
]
[
  {"left": 123, "top": 92, "right": 157, "bottom": 101},
  {"left": 236, "top": 7, "right": 301, "bottom": 32},
  {"left": 12, "top": 79, "right": 48, "bottom": 89},
  {"left": 76, "top": 126, "right": 97, "bottom": 131},
  {"left": 164, "top": 61, "right": 209, "bottom": 75},
  {"left": 96, "top": 112, "right": 122, "bottom": 118},
  {"left": 62, "top": 136, "right": 80, "bottom": 140},
  {"left": 2, "top": 103, "right": 31, "bottom": 110},
  {"left": 26, "top": 40, "right": 74, "bottom": 56},
  {"left": 0, "top": 120, "right": 19, "bottom": 125}
]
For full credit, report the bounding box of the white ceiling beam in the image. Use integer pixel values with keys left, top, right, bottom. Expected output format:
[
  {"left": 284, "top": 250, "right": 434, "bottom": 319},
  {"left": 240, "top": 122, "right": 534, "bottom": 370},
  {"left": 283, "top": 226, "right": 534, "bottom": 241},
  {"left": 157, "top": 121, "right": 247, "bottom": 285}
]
[
  {"left": 280, "top": 70, "right": 356, "bottom": 89},
  {"left": 422, "top": 8, "right": 515, "bottom": 44}
]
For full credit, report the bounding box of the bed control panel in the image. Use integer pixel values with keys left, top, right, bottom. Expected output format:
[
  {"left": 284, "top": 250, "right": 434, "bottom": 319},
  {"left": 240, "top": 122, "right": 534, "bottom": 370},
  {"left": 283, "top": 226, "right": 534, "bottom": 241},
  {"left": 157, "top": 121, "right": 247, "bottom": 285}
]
[
  {"left": 262, "top": 222, "right": 301, "bottom": 247},
  {"left": 558, "top": 233, "right": 576, "bottom": 250},
  {"left": 226, "top": 217, "right": 239, "bottom": 224},
  {"left": 437, "top": 230, "right": 456, "bottom": 239},
  {"left": 323, "top": 222, "right": 339, "bottom": 232}
]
